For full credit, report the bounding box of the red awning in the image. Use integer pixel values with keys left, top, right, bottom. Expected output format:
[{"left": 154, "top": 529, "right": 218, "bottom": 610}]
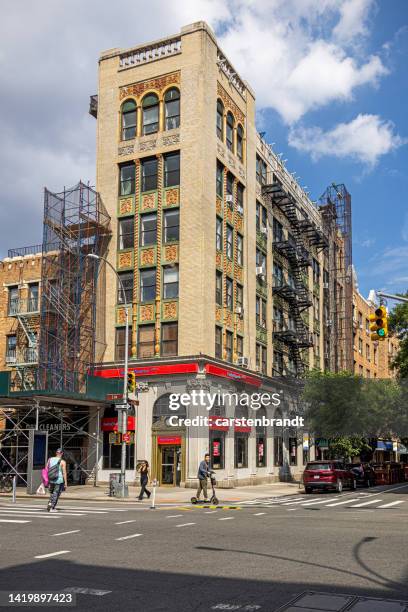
[
  {"left": 209, "top": 416, "right": 230, "bottom": 431},
  {"left": 101, "top": 416, "right": 136, "bottom": 432},
  {"left": 157, "top": 436, "right": 182, "bottom": 445}
]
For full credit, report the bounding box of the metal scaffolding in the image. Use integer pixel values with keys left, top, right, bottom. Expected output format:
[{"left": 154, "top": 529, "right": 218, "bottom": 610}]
[
  {"left": 38, "top": 182, "right": 111, "bottom": 394},
  {"left": 319, "top": 183, "right": 353, "bottom": 373}
]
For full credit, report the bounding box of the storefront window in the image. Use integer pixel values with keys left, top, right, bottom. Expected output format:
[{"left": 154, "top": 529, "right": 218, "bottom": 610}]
[
  {"left": 274, "top": 436, "right": 283, "bottom": 467},
  {"left": 210, "top": 431, "right": 225, "bottom": 470},
  {"left": 102, "top": 405, "right": 135, "bottom": 470},
  {"left": 256, "top": 407, "right": 267, "bottom": 468},
  {"left": 235, "top": 405, "right": 248, "bottom": 468},
  {"left": 289, "top": 436, "right": 298, "bottom": 466}
]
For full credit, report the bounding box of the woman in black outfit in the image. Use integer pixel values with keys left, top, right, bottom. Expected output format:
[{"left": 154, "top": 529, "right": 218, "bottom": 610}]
[{"left": 138, "top": 460, "right": 151, "bottom": 500}]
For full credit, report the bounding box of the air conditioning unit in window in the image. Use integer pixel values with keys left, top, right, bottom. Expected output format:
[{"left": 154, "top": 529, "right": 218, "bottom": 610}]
[
  {"left": 236, "top": 306, "right": 244, "bottom": 317},
  {"left": 237, "top": 356, "right": 249, "bottom": 368},
  {"left": 261, "top": 227, "right": 268, "bottom": 236},
  {"left": 225, "top": 195, "right": 234, "bottom": 209},
  {"left": 323, "top": 282, "right": 329, "bottom": 290},
  {"left": 256, "top": 266, "right": 265, "bottom": 277}
]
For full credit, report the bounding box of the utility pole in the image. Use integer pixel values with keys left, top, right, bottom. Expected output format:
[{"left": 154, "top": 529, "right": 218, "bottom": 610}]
[
  {"left": 376, "top": 291, "right": 408, "bottom": 304},
  {"left": 86, "top": 253, "right": 130, "bottom": 497}
]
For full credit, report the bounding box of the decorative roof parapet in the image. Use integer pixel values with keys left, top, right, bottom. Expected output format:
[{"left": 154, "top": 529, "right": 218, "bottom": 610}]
[
  {"left": 119, "top": 38, "right": 181, "bottom": 69},
  {"left": 216, "top": 50, "right": 246, "bottom": 98}
]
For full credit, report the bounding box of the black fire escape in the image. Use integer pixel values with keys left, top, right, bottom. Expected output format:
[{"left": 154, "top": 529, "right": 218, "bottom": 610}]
[{"left": 263, "top": 180, "right": 328, "bottom": 377}]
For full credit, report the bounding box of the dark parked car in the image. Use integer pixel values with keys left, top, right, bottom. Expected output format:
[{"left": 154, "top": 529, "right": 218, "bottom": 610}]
[
  {"left": 303, "top": 461, "right": 357, "bottom": 494},
  {"left": 347, "top": 463, "right": 376, "bottom": 488}
]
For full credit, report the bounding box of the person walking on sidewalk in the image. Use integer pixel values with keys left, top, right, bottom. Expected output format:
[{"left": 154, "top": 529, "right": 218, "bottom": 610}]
[
  {"left": 138, "top": 460, "right": 151, "bottom": 500},
  {"left": 196, "top": 453, "right": 211, "bottom": 502},
  {"left": 46, "top": 449, "right": 67, "bottom": 513}
]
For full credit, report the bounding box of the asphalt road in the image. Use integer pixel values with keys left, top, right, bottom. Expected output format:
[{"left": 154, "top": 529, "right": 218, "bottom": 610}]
[{"left": 0, "top": 482, "right": 407, "bottom": 612}]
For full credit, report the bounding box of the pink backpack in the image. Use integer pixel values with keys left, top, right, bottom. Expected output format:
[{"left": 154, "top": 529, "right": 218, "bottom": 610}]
[{"left": 41, "top": 460, "right": 50, "bottom": 487}]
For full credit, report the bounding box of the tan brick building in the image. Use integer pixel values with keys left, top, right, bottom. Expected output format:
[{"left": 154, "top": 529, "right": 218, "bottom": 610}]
[
  {"left": 89, "top": 21, "right": 353, "bottom": 485},
  {"left": 0, "top": 22, "right": 355, "bottom": 487}
]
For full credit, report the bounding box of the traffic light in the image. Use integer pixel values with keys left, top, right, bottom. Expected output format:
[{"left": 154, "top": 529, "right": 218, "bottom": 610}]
[
  {"left": 369, "top": 305, "right": 388, "bottom": 341},
  {"left": 127, "top": 371, "right": 136, "bottom": 393}
]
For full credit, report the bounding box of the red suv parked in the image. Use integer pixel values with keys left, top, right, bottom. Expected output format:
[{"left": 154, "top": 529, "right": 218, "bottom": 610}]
[{"left": 303, "top": 461, "right": 357, "bottom": 494}]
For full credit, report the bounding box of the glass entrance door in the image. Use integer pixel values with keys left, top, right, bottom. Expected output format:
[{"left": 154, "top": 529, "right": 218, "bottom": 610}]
[
  {"left": 160, "top": 445, "right": 181, "bottom": 486},
  {"left": 161, "top": 446, "right": 176, "bottom": 485}
]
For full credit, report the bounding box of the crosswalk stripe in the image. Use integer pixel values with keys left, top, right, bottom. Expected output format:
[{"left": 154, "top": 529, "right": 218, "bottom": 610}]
[
  {"left": 0, "top": 519, "right": 30, "bottom": 523},
  {"left": 326, "top": 498, "right": 360, "bottom": 507},
  {"left": 115, "top": 533, "right": 142, "bottom": 541},
  {"left": 0, "top": 512, "right": 61, "bottom": 519},
  {"left": 0, "top": 504, "right": 128, "bottom": 512},
  {"left": 350, "top": 500, "right": 382, "bottom": 508},
  {"left": 301, "top": 498, "right": 338, "bottom": 506},
  {"left": 219, "top": 517, "right": 234, "bottom": 521},
  {"left": 176, "top": 523, "right": 195, "bottom": 527},
  {"left": 35, "top": 551, "right": 70, "bottom": 559},
  {"left": 166, "top": 515, "right": 183, "bottom": 518},
  {"left": 253, "top": 512, "right": 266, "bottom": 516},
  {"left": 115, "top": 520, "right": 137, "bottom": 525},
  {"left": 377, "top": 501, "right": 405, "bottom": 509},
  {"left": 52, "top": 530, "right": 80, "bottom": 536},
  {"left": 0, "top": 509, "right": 84, "bottom": 517}
]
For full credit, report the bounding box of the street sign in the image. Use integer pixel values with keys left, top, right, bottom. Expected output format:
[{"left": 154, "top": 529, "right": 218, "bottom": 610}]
[
  {"left": 122, "top": 433, "right": 131, "bottom": 443},
  {"left": 106, "top": 393, "right": 123, "bottom": 401},
  {"left": 114, "top": 404, "right": 129, "bottom": 411}
]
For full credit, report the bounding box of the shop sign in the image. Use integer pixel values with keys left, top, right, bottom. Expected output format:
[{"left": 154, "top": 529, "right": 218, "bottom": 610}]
[
  {"left": 38, "top": 422, "right": 71, "bottom": 432},
  {"left": 205, "top": 363, "right": 261, "bottom": 387},
  {"left": 122, "top": 433, "right": 132, "bottom": 444},
  {"left": 157, "top": 436, "right": 182, "bottom": 445},
  {"left": 109, "top": 432, "right": 119, "bottom": 445},
  {"left": 101, "top": 416, "right": 136, "bottom": 432},
  {"left": 212, "top": 441, "right": 221, "bottom": 457},
  {"left": 316, "top": 438, "right": 329, "bottom": 450},
  {"left": 302, "top": 433, "right": 309, "bottom": 450}
]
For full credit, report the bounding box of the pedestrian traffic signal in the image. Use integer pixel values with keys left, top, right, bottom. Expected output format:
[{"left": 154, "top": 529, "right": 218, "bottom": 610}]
[
  {"left": 127, "top": 371, "right": 136, "bottom": 393},
  {"left": 369, "top": 305, "right": 388, "bottom": 341}
]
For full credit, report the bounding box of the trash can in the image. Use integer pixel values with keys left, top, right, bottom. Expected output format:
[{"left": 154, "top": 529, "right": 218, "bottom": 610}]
[{"left": 109, "top": 473, "right": 121, "bottom": 497}]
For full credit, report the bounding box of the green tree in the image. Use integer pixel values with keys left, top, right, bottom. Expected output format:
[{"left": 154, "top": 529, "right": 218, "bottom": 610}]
[
  {"left": 388, "top": 291, "right": 408, "bottom": 379},
  {"left": 301, "top": 370, "right": 403, "bottom": 439}
]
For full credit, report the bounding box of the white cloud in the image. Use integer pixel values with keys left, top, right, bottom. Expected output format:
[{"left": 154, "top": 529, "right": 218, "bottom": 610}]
[
  {"left": 288, "top": 114, "right": 406, "bottom": 166},
  {"left": 0, "top": 0, "right": 395, "bottom": 250},
  {"left": 333, "top": 0, "right": 374, "bottom": 44}
]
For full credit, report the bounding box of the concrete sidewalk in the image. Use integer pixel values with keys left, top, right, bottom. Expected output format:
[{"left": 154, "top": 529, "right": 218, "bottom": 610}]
[{"left": 1, "top": 481, "right": 303, "bottom": 504}]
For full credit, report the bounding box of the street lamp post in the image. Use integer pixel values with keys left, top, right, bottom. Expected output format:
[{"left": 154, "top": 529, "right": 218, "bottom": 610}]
[{"left": 86, "top": 253, "right": 130, "bottom": 497}]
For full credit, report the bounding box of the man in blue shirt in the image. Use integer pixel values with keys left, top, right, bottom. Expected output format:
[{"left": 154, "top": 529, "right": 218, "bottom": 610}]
[{"left": 196, "top": 453, "right": 211, "bottom": 502}]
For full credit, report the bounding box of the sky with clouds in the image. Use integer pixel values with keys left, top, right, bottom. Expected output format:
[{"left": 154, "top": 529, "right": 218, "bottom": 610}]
[{"left": 0, "top": 0, "right": 407, "bottom": 297}]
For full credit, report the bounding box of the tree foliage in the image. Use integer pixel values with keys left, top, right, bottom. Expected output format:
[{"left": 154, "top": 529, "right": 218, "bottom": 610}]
[
  {"left": 388, "top": 291, "right": 408, "bottom": 379},
  {"left": 301, "top": 370, "right": 406, "bottom": 439}
]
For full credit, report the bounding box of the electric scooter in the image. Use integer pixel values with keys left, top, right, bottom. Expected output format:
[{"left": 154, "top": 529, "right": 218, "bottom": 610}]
[{"left": 191, "top": 472, "right": 219, "bottom": 505}]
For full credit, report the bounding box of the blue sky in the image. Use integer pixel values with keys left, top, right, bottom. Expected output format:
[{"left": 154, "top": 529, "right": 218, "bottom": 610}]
[
  {"left": 251, "top": 1, "right": 408, "bottom": 298},
  {"left": 0, "top": 0, "right": 406, "bottom": 298}
]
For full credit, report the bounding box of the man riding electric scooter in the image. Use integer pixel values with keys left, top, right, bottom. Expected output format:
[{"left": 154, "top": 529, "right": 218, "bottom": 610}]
[{"left": 191, "top": 453, "right": 219, "bottom": 505}]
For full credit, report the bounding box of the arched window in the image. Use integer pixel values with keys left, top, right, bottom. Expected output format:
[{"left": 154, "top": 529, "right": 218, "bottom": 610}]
[
  {"left": 153, "top": 393, "right": 186, "bottom": 424},
  {"left": 142, "top": 93, "right": 159, "bottom": 135},
  {"left": 121, "top": 100, "right": 137, "bottom": 140},
  {"left": 216, "top": 100, "right": 224, "bottom": 140},
  {"left": 226, "top": 112, "right": 234, "bottom": 151},
  {"left": 164, "top": 88, "right": 180, "bottom": 130},
  {"left": 237, "top": 124, "right": 244, "bottom": 161}
]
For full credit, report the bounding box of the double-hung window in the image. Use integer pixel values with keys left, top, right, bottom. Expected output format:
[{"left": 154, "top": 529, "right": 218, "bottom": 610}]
[
  {"left": 118, "top": 217, "right": 134, "bottom": 250},
  {"left": 163, "top": 209, "right": 179, "bottom": 243},
  {"left": 163, "top": 266, "right": 179, "bottom": 299},
  {"left": 140, "top": 269, "right": 156, "bottom": 302},
  {"left": 164, "top": 152, "right": 180, "bottom": 187},
  {"left": 141, "top": 157, "right": 158, "bottom": 192},
  {"left": 140, "top": 213, "right": 157, "bottom": 246}
]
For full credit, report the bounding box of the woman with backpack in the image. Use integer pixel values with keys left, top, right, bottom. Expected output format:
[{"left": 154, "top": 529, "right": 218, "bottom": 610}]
[{"left": 46, "top": 448, "right": 67, "bottom": 512}]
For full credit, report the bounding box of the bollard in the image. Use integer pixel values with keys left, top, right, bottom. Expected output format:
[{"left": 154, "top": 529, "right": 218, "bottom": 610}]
[
  {"left": 150, "top": 478, "right": 158, "bottom": 509},
  {"left": 12, "top": 475, "right": 17, "bottom": 504}
]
